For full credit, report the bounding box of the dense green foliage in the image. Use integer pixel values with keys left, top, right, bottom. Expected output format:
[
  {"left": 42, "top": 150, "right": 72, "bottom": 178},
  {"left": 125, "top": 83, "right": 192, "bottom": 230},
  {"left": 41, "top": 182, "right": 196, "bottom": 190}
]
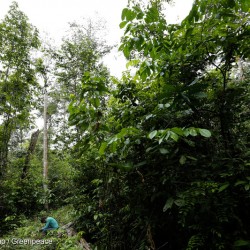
[
  {"left": 0, "top": 1, "right": 41, "bottom": 234},
  {"left": 0, "top": 1, "right": 39, "bottom": 174},
  {"left": 68, "top": 0, "right": 250, "bottom": 249},
  {"left": 0, "top": 0, "right": 250, "bottom": 250}
]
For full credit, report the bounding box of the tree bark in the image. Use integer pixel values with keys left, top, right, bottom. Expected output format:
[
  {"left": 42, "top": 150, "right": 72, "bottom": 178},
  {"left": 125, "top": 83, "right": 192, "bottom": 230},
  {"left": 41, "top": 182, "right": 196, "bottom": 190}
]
[
  {"left": 0, "top": 118, "right": 12, "bottom": 177},
  {"left": 43, "top": 87, "right": 49, "bottom": 210},
  {"left": 21, "top": 129, "right": 40, "bottom": 179}
]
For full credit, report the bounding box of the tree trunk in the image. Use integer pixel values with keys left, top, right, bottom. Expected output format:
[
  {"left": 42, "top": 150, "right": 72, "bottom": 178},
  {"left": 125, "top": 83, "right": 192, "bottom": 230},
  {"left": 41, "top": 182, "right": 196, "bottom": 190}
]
[
  {"left": 0, "top": 118, "right": 12, "bottom": 177},
  {"left": 21, "top": 129, "right": 40, "bottom": 179},
  {"left": 43, "top": 88, "right": 49, "bottom": 210}
]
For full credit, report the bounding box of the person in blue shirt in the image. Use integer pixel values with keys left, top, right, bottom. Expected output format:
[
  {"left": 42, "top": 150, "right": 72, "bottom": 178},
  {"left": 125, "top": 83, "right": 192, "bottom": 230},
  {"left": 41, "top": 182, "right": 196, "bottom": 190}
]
[{"left": 40, "top": 216, "right": 59, "bottom": 234}]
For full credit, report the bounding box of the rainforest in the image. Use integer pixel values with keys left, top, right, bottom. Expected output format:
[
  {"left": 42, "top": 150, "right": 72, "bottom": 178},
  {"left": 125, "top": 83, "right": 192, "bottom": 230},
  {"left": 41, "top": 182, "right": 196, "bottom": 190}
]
[{"left": 0, "top": 0, "right": 250, "bottom": 249}]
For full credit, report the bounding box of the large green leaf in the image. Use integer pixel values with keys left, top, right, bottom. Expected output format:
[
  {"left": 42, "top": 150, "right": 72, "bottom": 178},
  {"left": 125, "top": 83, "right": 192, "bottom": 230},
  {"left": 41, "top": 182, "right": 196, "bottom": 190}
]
[
  {"left": 120, "top": 21, "right": 128, "bottom": 29},
  {"left": 234, "top": 240, "right": 250, "bottom": 247},
  {"left": 241, "top": 0, "right": 250, "bottom": 12},
  {"left": 218, "top": 183, "right": 229, "bottom": 193},
  {"left": 198, "top": 128, "right": 212, "bottom": 138},
  {"left": 99, "top": 142, "right": 108, "bottom": 155},
  {"left": 148, "top": 130, "right": 158, "bottom": 139},
  {"left": 163, "top": 197, "right": 174, "bottom": 212}
]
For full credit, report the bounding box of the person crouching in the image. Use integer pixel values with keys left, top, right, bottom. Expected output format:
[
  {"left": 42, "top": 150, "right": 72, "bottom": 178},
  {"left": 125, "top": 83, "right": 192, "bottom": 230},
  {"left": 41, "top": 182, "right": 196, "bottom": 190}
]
[{"left": 40, "top": 216, "right": 59, "bottom": 235}]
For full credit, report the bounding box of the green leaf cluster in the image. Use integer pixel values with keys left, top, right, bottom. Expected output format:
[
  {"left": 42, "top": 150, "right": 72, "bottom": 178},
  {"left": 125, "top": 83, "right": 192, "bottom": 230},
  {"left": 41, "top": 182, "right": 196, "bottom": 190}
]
[{"left": 68, "top": 0, "right": 250, "bottom": 249}]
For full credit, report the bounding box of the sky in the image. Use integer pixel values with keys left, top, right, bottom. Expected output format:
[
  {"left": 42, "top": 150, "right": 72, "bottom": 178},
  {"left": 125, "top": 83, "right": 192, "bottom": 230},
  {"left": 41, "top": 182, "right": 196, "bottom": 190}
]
[{"left": 0, "top": 0, "right": 194, "bottom": 77}]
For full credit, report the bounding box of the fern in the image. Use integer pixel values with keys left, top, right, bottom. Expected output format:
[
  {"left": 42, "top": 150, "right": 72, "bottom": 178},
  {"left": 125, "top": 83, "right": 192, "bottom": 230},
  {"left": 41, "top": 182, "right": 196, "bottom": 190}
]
[{"left": 186, "top": 234, "right": 204, "bottom": 250}]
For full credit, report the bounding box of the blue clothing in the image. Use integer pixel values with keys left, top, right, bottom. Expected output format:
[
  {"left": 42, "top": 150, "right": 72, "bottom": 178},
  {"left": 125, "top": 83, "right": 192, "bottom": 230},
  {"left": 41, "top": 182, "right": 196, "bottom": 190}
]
[{"left": 42, "top": 217, "right": 59, "bottom": 232}]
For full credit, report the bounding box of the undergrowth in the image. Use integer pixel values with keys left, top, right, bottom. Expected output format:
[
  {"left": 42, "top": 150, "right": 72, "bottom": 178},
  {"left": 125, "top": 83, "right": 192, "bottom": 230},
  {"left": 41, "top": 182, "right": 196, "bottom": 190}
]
[{"left": 1, "top": 205, "right": 85, "bottom": 250}]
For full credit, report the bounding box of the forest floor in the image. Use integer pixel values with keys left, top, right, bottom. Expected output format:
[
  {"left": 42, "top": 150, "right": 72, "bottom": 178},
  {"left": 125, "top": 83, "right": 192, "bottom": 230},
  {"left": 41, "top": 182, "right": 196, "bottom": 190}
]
[{"left": 2, "top": 205, "right": 87, "bottom": 250}]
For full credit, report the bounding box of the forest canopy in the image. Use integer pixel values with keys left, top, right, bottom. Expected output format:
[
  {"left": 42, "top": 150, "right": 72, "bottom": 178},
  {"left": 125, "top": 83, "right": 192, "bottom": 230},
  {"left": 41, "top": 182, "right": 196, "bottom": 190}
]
[{"left": 0, "top": 0, "right": 250, "bottom": 249}]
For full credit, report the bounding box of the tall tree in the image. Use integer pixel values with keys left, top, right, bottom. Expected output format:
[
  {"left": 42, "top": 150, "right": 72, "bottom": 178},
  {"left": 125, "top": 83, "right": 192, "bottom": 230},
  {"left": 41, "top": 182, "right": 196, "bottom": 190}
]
[
  {"left": 35, "top": 55, "right": 53, "bottom": 210},
  {"left": 0, "top": 1, "right": 40, "bottom": 176},
  {"left": 54, "top": 18, "right": 112, "bottom": 149}
]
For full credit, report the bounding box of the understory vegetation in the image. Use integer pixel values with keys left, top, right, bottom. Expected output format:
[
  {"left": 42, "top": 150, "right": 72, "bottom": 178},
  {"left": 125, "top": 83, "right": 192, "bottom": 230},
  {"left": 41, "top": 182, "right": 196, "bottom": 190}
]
[{"left": 0, "top": 0, "right": 250, "bottom": 249}]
